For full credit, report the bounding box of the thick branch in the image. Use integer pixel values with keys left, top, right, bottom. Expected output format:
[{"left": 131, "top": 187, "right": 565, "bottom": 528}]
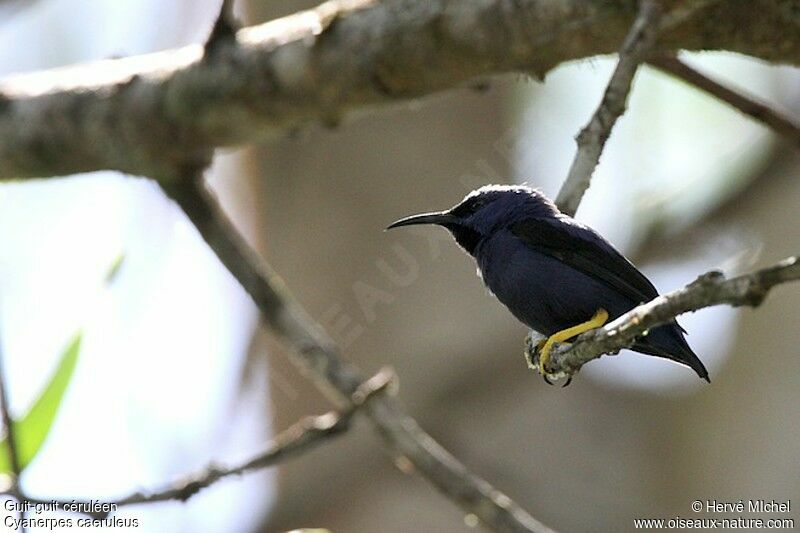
[
  {"left": 526, "top": 256, "right": 800, "bottom": 377},
  {"left": 555, "top": 0, "right": 662, "bottom": 216},
  {"left": 1, "top": 0, "right": 799, "bottom": 180},
  {"left": 162, "top": 176, "right": 554, "bottom": 533},
  {"left": 649, "top": 54, "right": 800, "bottom": 147}
]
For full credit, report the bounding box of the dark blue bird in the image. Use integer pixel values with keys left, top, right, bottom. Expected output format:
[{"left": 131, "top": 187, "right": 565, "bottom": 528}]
[{"left": 387, "top": 185, "right": 709, "bottom": 382}]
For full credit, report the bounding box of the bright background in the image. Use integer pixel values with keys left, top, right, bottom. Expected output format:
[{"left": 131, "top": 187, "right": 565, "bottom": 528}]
[
  {"left": 0, "top": 2, "right": 272, "bottom": 532},
  {"left": 1, "top": 1, "right": 799, "bottom": 532}
]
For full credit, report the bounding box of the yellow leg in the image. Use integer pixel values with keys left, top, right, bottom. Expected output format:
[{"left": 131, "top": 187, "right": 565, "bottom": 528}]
[{"left": 539, "top": 308, "right": 609, "bottom": 377}]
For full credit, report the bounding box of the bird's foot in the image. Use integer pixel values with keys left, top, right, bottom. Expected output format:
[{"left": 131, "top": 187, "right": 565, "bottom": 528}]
[
  {"left": 524, "top": 337, "right": 542, "bottom": 371},
  {"left": 536, "top": 308, "right": 609, "bottom": 386},
  {"left": 526, "top": 338, "right": 570, "bottom": 385}
]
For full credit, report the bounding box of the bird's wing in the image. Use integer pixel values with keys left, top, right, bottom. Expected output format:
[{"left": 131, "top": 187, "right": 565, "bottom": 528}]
[{"left": 510, "top": 216, "right": 659, "bottom": 304}]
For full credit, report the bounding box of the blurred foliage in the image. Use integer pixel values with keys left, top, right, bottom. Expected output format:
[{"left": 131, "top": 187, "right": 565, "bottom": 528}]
[
  {"left": 104, "top": 253, "right": 125, "bottom": 285},
  {"left": 0, "top": 334, "right": 81, "bottom": 473}
]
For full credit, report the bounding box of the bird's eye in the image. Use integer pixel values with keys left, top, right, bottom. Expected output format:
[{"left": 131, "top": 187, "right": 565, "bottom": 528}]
[
  {"left": 469, "top": 199, "right": 486, "bottom": 212},
  {"left": 452, "top": 196, "right": 490, "bottom": 217}
]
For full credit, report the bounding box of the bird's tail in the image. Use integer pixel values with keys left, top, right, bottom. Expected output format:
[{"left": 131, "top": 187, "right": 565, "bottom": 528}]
[{"left": 633, "top": 324, "right": 710, "bottom": 382}]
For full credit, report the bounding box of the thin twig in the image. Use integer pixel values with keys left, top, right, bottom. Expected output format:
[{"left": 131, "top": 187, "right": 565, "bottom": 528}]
[
  {"left": 555, "top": 0, "right": 663, "bottom": 217},
  {"left": 113, "top": 368, "right": 395, "bottom": 508},
  {"left": 526, "top": 256, "right": 800, "bottom": 378},
  {"left": 120, "top": 412, "right": 350, "bottom": 506},
  {"left": 649, "top": 54, "right": 800, "bottom": 147},
  {"left": 1, "top": 369, "right": 395, "bottom": 519},
  {"left": 0, "top": 341, "right": 22, "bottom": 479},
  {"left": 161, "top": 176, "right": 554, "bottom": 533}
]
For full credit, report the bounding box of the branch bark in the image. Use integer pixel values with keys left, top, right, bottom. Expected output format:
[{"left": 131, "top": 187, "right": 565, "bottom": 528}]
[
  {"left": 162, "top": 176, "right": 554, "bottom": 533},
  {"left": 1, "top": 0, "right": 799, "bottom": 181},
  {"left": 526, "top": 256, "right": 800, "bottom": 378}
]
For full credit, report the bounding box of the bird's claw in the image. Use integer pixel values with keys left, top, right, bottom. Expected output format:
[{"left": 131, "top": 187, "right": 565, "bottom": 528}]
[
  {"left": 529, "top": 308, "right": 610, "bottom": 387},
  {"left": 542, "top": 375, "right": 571, "bottom": 387},
  {"left": 528, "top": 337, "right": 572, "bottom": 385}
]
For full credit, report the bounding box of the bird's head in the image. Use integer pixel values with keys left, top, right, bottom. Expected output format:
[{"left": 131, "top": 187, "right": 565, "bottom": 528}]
[{"left": 387, "top": 185, "right": 557, "bottom": 254}]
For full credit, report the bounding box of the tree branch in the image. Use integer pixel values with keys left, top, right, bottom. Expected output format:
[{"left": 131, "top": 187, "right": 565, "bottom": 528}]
[
  {"left": 112, "top": 368, "right": 394, "bottom": 509},
  {"left": 161, "top": 175, "right": 555, "bottom": 533},
  {"left": 1, "top": 0, "right": 799, "bottom": 181},
  {"left": 526, "top": 256, "right": 800, "bottom": 378},
  {"left": 649, "top": 54, "right": 800, "bottom": 147},
  {"left": 1, "top": 369, "right": 395, "bottom": 519},
  {"left": 555, "top": 0, "right": 663, "bottom": 216},
  {"left": 119, "top": 412, "right": 349, "bottom": 505}
]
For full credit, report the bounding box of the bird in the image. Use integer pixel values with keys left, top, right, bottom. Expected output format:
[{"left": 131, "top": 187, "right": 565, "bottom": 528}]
[{"left": 386, "top": 184, "right": 709, "bottom": 383}]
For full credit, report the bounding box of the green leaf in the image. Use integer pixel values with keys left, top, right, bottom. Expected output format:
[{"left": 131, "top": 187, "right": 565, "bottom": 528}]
[
  {"left": 0, "top": 334, "right": 81, "bottom": 473},
  {"left": 104, "top": 253, "right": 125, "bottom": 285}
]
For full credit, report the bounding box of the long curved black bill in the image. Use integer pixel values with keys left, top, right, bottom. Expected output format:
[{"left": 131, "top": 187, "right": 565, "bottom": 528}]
[{"left": 386, "top": 211, "right": 458, "bottom": 230}]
